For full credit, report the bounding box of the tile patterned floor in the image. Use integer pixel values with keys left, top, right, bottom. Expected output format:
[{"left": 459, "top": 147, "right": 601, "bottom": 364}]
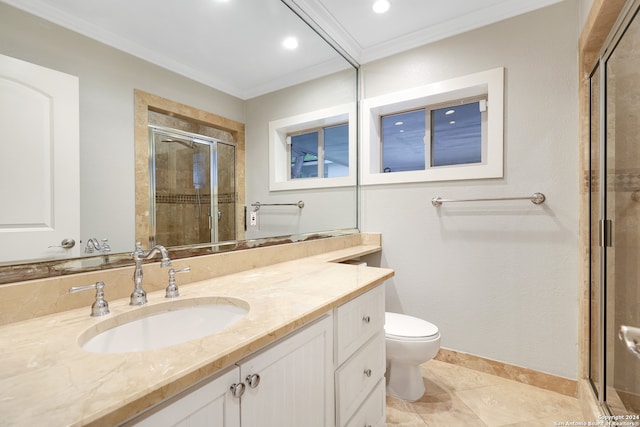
[{"left": 386, "top": 360, "right": 584, "bottom": 427}]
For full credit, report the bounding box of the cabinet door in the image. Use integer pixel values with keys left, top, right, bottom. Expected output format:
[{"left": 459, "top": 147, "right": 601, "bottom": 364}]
[
  {"left": 129, "top": 366, "right": 240, "bottom": 427},
  {"left": 240, "top": 315, "right": 334, "bottom": 427}
]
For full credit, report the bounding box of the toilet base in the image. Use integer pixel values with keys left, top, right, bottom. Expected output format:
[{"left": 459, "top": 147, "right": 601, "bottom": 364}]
[{"left": 386, "top": 360, "right": 425, "bottom": 401}]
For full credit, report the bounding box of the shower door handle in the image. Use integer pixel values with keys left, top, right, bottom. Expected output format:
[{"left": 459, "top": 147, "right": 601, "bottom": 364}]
[{"left": 619, "top": 325, "right": 640, "bottom": 360}]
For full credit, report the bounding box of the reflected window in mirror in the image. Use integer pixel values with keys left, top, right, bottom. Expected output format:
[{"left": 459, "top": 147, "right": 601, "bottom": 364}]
[
  {"left": 289, "top": 123, "right": 349, "bottom": 180},
  {"left": 269, "top": 103, "right": 356, "bottom": 191}
]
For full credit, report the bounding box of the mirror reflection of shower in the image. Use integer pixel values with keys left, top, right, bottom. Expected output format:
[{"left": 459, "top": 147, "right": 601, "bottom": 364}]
[
  {"left": 158, "top": 137, "right": 206, "bottom": 219},
  {"left": 192, "top": 145, "right": 206, "bottom": 219},
  {"left": 149, "top": 126, "right": 236, "bottom": 247}
]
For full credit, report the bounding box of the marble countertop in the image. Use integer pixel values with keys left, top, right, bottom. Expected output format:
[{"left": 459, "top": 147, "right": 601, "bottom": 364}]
[{"left": 0, "top": 245, "right": 393, "bottom": 427}]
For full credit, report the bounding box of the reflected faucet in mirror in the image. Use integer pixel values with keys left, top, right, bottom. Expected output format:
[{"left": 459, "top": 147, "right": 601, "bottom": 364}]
[
  {"left": 130, "top": 243, "right": 172, "bottom": 306},
  {"left": 84, "top": 238, "right": 111, "bottom": 255}
]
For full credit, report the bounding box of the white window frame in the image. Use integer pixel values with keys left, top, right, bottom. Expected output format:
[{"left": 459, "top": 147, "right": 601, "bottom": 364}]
[
  {"left": 289, "top": 123, "right": 349, "bottom": 179},
  {"left": 269, "top": 103, "right": 356, "bottom": 191},
  {"left": 361, "top": 67, "right": 504, "bottom": 185}
]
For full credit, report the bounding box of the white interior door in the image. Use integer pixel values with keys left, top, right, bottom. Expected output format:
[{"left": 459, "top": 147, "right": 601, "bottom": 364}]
[{"left": 0, "top": 54, "right": 80, "bottom": 263}]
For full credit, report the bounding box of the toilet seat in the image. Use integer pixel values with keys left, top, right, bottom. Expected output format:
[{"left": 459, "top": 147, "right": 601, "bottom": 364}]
[{"left": 385, "top": 312, "right": 439, "bottom": 340}]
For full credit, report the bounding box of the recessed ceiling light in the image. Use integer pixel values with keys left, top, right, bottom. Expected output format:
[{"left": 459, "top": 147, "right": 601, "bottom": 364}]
[
  {"left": 282, "top": 37, "right": 298, "bottom": 50},
  {"left": 399, "top": 129, "right": 405, "bottom": 133},
  {"left": 394, "top": 121, "right": 403, "bottom": 126},
  {"left": 449, "top": 120, "right": 456, "bottom": 125},
  {"left": 445, "top": 109, "right": 455, "bottom": 115},
  {"left": 372, "top": 0, "right": 391, "bottom": 14}
]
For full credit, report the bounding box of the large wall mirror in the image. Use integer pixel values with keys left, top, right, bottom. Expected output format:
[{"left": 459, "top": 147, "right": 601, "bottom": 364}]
[{"left": 0, "top": 0, "right": 358, "bottom": 282}]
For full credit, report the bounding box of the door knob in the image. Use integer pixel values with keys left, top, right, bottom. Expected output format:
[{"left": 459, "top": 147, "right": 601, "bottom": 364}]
[
  {"left": 49, "top": 238, "right": 76, "bottom": 249},
  {"left": 618, "top": 325, "right": 640, "bottom": 360}
]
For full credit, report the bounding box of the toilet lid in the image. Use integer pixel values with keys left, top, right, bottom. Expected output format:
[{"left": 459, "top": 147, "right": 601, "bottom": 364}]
[{"left": 385, "top": 312, "right": 439, "bottom": 339}]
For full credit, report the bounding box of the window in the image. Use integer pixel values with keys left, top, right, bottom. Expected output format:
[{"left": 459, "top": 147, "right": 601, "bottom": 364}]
[
  {"left": 380, "top": 98, "right": 486, "bottom": 173},
  {"left": 381, "top": 110, "right": 425, "bottom": 172},
  {"left": 269, "top": 103, "right": 356, "bottom": 191},
  {"left": 290, "top": 123, "right": 349, "bottom": 179},
  {"left": 431, "top": 100, "right": 484, "bottom": 167},
  {"left": 361, "top": 68, "right": 503, "bottom": 185}
]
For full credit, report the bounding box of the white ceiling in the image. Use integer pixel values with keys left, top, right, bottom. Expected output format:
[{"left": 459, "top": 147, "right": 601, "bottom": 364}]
[
  {"left": 296, "top": 0, "right": 564, "bottom": 64},
  {"left": 2, "top": 0, "right": 563, "bottom": 99}
]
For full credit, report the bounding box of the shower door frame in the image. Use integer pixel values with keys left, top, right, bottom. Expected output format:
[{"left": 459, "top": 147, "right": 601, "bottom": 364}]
[
  {"left": 148, "top": 125, "right": 236, "bottom": 247},
  {"left": 588, "top": 0, "right": 640, "bottom": 414}
]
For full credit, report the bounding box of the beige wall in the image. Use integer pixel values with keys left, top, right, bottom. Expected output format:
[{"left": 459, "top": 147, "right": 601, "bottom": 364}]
[
  {"left": 579, "top": 0, "right": 596, "bottom": 30},
  {"left": 361, "top": 0, "right": 580, "bottom": 379}
]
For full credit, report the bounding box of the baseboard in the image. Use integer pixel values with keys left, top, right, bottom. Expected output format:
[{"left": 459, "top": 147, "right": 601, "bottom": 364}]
[{"left": 434, "top": 348, "right": 578, "bottom": 397}]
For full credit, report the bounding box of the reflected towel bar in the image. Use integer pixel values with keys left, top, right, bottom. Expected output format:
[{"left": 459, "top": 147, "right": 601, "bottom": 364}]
[
  {"left": 251, "top": 200, "right": 305, "bottom": 211},
  {"left": 431, "top": 193, "right": 545, "bottom": 207}
]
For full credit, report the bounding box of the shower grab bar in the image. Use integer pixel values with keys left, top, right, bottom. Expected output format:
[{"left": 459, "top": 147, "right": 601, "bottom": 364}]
[
  {"left": 431, "top": 192, "right": 546, "bottom": 207},
  {"left": 251, "top": 200, "right": 305, "bottom": 211}
]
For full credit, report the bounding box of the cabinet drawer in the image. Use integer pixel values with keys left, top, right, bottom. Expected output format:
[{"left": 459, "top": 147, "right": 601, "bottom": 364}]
[
  {"left": 335, "top": 332, "right": 385, "bottom": 426},
  {"left": 343, "top": 379, "right": 386, "bottom": 427},
  {"left": 335, "top": 285, "right": 385, "bottom": 365}
]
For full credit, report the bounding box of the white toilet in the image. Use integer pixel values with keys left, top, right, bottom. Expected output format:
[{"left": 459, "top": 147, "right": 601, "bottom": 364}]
[{"left": 385, "top": 312, "right": 441, "bottom": 401}]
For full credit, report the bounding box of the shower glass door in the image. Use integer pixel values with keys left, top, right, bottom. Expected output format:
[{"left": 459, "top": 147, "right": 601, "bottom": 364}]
[
  {"left": 589, "top": 61, "right": 602, "bottom": 402},
  {"left": 589, "top": 0, "right": 640, "bottom": 416},
  {"left": 149, "top": 127, "right": 236, "bottom": 247},
  {"left": 605, "top": 3, "right": 640, "bottom": 414}
]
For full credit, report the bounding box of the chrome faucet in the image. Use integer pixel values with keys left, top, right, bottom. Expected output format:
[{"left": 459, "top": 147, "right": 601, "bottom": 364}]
[
  {"left": 130, "top": 242, "right": 172, "bottom": 305},
  {"left": 85, "top": 237, "right": 112, "bottom": 263},
  {"left": 85, "top": 237, "right": 111, "bottom": 254}
]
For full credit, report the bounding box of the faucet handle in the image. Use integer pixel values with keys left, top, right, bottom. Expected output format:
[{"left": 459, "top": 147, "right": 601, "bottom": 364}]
[
  {"left": 131, "top": 242, "right": 144, "bottom": 259},
  {"left": 100, "top": 238, "right": 111, "bottom": 253},
  {"left": 69, "top": 281, "right": 110, "bottom": 317},
  {"left": 166, "top": 267, "right": 191, "bottom": 299}
]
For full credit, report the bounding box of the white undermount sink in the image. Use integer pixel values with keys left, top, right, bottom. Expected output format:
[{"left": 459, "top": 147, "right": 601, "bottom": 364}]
[{"left": 79, "top": 297, "right": 249, "bottom": 354}]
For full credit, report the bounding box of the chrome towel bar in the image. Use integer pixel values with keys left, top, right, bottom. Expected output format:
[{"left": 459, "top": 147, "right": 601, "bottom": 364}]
[
  {"left": 431, "top": 192, "right": 545, "bottom": 207},
  {"left": 251, "top": 200, "right": 305, "bottom": 211}
]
